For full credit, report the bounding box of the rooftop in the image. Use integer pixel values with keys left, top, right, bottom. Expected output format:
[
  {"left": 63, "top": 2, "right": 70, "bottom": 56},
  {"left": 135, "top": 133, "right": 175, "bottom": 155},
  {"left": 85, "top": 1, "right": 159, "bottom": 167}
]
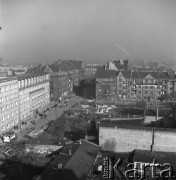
[
  {"left": 96, "top": 67, "right": 118, "bottom": 78},
  {"left": 42, "top": 139, "right": 100, "bottom": 178},
  {"left": 131, "top": 149, "right": 176, "bottom": 166},
  {"left": 99, "top": 119, "right": 176, "bottom": 132}
]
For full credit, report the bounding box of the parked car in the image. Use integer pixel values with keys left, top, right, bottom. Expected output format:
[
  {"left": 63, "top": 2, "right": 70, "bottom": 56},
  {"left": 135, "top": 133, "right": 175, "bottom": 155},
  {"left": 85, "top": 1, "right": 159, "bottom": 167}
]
[
  {"left": 30, "top": 120, "right": 36, "bottom": 125},
  {"left": 1, "top": 132, "right": 16, "bottom": 143}
]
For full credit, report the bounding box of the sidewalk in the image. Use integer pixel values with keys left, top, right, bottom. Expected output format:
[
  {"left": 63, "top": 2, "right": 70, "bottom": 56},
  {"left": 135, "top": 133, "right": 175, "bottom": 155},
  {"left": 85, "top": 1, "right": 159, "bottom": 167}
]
[{"left": 14, "top": 96, "right": 83, "bottom": 142}]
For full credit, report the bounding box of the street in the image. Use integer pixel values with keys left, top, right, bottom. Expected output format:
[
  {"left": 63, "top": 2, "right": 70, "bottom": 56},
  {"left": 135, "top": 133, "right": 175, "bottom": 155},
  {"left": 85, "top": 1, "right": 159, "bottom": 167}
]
[{"left": 14, "top": 96, "right": 83, "bottom": 142}]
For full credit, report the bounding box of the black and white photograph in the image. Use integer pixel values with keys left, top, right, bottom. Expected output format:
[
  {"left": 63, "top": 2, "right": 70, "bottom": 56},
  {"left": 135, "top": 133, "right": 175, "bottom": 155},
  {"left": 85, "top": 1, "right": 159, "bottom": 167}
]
[{"left": 0, "top": 0, "right": 176, "bottom": 179}]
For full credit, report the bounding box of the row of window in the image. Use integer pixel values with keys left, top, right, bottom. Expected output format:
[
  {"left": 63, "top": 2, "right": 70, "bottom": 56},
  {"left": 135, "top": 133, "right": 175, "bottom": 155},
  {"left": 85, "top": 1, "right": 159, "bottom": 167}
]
[
  {"left": 18, "top": 74, "right": 49, "bottom": 89},
  {"left": 20, "top": 104, "right": 30, "bottom": 112},
  {"left": 21, "top": 112, "right": 30, "bottom": 120},
  {"left": 19, "top": 83, "right": 49, "bottom": 95},
  {"left": 0, "top": 83, "right": 18, "bottom": 93},
  {"left": 1, "top": 111, "right": 18, "bottom": 122},
  {"left": 0, "top": 93, "right": 18, "bottom": 103},
  {"left": 33, "top": 99, "right": 48, "bottom": 107},
  {"left": 0, "top": 102, "right": 18, "bottom": 113},
  {"left": 1, "top": 119, "right": 18, "bottom": 132},
  {"left": 32, "top": 91, "right": 45, "bottom": 100}
]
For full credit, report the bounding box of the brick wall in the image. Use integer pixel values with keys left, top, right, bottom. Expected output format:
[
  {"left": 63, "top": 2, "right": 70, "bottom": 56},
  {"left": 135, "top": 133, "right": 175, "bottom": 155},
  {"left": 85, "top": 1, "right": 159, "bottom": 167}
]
[
  {"left": 99, "top": 126, "right": 176, "bottom": 153},
  {"left": 153, "top": 130, "right": 176, "bottom": 152},
  {"left": 99, "top": 127, "right": 152, "bottom": 152}
]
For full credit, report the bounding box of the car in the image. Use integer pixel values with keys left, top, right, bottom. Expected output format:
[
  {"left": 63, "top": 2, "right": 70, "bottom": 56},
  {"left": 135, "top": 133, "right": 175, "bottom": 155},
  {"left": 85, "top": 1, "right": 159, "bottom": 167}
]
[{"left": 30, "top": 120, "right": 36, "bottom": 125}]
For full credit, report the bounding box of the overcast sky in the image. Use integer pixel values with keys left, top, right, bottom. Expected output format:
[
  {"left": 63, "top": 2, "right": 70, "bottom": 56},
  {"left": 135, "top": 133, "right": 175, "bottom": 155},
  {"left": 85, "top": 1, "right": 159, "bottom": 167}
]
[{"left": 0, "top": 0, "right": 176, "bottom": 64}]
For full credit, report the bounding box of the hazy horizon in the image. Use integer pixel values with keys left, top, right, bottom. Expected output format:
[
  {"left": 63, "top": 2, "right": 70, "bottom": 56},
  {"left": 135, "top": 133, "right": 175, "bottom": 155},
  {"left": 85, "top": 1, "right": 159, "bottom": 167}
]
[{"left": 0, "top": 0, "right": 176, "bottom": 65}]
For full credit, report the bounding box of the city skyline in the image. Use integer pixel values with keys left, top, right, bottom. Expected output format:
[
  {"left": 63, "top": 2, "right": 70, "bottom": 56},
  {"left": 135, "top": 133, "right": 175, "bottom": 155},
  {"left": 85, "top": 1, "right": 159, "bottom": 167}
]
[{"left": 0, "top": 0, "right": 176, "bottom": 64}]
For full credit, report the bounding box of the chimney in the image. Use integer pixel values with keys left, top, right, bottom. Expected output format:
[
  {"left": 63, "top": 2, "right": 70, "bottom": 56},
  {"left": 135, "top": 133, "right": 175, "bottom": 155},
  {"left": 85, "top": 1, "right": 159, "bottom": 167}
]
[{"left": 131, "top": 70, "right": 133, "bottom": 77}]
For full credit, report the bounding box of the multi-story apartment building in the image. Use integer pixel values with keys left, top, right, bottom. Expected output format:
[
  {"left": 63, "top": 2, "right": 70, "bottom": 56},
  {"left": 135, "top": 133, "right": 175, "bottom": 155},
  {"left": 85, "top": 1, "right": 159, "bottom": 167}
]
[
  {"left": 167, "top": 74, "right": 176, "bottom": 101},
  {"left": 0, "top": 73, "right": 50, "bottom": 135},
  {"left": 96, "top": 66, "right": 168, "bottom": 102},
  {"left": 17, "top": 73, "right": 50, "bottom": 122},
  {"left": 0, "top": 78, "right": 19, "bottom": 134},
  {"left": 116, "top": 71, "right": 167, "bottom": 102},
  {"left": 84, "top": 64, "right": 103, "bottom": 80},
  {"left": 44, "top": 60, "right": 84, "bottom": 100},
  {"left": 96, "top": 67, "right": 117, "bottom": 101}
]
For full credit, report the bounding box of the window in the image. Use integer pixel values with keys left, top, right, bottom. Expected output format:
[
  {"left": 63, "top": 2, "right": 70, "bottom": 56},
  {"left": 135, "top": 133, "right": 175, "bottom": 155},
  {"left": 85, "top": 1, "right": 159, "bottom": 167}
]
[
  {"left": 7, "top": 114, "right": 10, "bottom": 119},
  {"left": 119, "top": 78, "right": 122, "bottom": 82},
  {"left": 145, "top": 91, "right": 148, "bottom": 94},
  {"left": 11, "top": 112, "right": 14, "bottom": 117},
  {"left": 15, "top": 119, "right": 18, "bottom": 123},
  {"left": 7, "top": 124, "right": 10, "bottom": 129},
  {"left": 1, "top": 117, "right": 4, "bottom": 122},
  {"left": 2, "top": 126, "right": 5, "bottom": 131},
  {"left": 157, "top": 86, "right": 160, "bottom": 89},
  {"left": 0, "top": 87, "right": 4, "bottom": 93},
  {"left": 11, "top": 121, "right": 14, "bottom": 126},
  {"left": 150, "top": 86, "right": 153, "bottom": 89}
]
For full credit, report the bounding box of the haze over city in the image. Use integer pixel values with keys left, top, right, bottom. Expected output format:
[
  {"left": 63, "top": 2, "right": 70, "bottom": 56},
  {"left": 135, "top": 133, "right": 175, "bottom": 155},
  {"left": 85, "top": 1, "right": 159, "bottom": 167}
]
[{"left": 0, "top": 0, "right": 176, "bottom": 64}]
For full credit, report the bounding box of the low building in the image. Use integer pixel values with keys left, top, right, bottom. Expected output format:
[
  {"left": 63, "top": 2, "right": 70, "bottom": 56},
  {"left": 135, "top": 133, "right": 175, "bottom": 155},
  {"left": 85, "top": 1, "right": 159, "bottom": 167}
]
[
  {"left": 41, "top": 139, "right": 100, "bottom": 180},
  {"left": 99, "top": 118, "right": 176, "bottom": 153}
]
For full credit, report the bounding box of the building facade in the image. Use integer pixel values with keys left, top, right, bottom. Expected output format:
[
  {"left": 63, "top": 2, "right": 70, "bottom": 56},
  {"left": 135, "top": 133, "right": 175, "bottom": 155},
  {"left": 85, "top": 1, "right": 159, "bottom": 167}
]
[
  {"left": 116, "top": 71, "right": 167, "bottom": 102},
  {"left": 0, "top": 78, "right": 19, "bottom": 134},
  {"left": 96, "top": 67, "right": 168, "bottom": 102},
  {"left": 84, "top": 64, "right": 103, "bottom": 80},
  {"left": 44, "top": 60, "right": 84, "bottom": 100},
  {"left": 0, "top": 73, "right": 50, "bottom": 135},
  {"left": 17, "top": 73, "right": 50, "bottom": 122}
]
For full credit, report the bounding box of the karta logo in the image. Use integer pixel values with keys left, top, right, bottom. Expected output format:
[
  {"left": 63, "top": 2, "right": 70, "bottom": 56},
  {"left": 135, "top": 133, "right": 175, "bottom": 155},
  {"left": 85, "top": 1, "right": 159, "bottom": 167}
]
[{"left": 102, "top": 157, "right": 175, "bottom": 179}]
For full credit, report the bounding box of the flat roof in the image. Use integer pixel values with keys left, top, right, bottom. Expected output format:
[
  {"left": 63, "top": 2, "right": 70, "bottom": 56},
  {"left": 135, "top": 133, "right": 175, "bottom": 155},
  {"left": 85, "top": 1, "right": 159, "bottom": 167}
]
[
  {"left": 99, "top": 119, "right": 176, "bottom": 132},
  {"left": 15, "top": 72, "right": 49, "bottom": 80},
  {"left": 0, "top": 77, "right": 17, "bottom": 83}
]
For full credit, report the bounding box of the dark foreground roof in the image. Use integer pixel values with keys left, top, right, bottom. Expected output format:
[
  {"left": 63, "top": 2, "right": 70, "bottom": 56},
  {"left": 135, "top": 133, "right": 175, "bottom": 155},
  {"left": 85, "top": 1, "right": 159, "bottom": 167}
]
[
  {"left": 131, "top": 149, "right": 176, "bottom": 166},
  {"left": 41, "top": 140, "right": 100, "bottom": 179}
]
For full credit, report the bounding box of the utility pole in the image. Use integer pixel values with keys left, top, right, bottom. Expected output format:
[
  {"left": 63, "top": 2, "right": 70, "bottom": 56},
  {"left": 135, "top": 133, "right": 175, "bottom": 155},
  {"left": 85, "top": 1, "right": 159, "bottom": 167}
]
[{"left": 54, "top": 102, "right": 58, "bottom": 120}]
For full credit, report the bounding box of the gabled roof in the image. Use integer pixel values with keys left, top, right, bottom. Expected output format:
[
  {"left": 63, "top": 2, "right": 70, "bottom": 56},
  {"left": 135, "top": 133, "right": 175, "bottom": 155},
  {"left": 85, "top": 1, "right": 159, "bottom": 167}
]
[
  {"left": 119, "top": 71, "right": 167, "bottom": 79},
  {"left": 96, "top": 67, "right": 118, "bottom": 78},
  {"left": 42, "top": 140, "right": 100, "bottom": 179}
]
